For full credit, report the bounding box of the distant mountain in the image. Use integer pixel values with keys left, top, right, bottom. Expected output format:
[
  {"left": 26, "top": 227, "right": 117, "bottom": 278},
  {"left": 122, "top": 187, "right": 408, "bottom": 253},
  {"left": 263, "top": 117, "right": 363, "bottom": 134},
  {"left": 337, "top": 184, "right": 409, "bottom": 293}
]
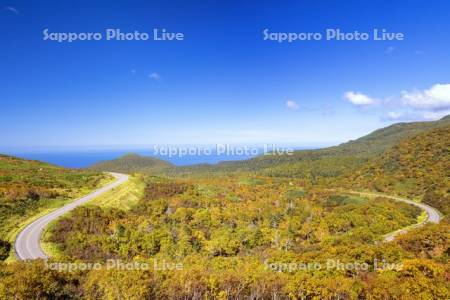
[
  {"left": 174, "top": 115, "right": 450, "bottom": 177},
  {"left": 89, "top": 153, "right": 174, "bottom": 174},
  {"left": 88, "top": 115, "right": 450, "bottom": 178},
  {"left": 334, "top": 114, "right": 450, "bottom": 156}
]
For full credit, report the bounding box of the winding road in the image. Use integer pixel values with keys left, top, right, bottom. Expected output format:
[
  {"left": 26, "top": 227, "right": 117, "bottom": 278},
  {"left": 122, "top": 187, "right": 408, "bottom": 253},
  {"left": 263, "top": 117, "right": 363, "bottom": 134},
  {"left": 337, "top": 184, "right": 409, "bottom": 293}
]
[
  {"left": 14, "top": 176, "right": 441, "bottom": 260},
  {"left": 346, "top": 191, "right": 442, "bottom": 242},
  {"left": 15, "top": 172, "right": 129, "bottom": 260}
]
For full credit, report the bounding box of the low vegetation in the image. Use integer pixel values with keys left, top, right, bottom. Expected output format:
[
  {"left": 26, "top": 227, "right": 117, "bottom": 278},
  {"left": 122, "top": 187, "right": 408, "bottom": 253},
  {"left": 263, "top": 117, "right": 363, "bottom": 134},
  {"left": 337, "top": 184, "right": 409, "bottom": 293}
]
[
  {"left": 87, "top": 174, "right": 146, "bottom": 210},
  {"left": 0, "top": 117, "right": 449, "bottom": 299},
  {"left": 0, "top": 155, "right": 110, "bottom": 259},
  {"left": 90, "top": 153, "right": 173, "bottom": 174},
  {"left": 90, "top": 115, "right": 450, "bottom": 179},
  {"left": 3, "top": 175, "right": 448, "bottom": 299},
  {"left": 341, "top": 126, "right": 450, "bottom": 213},
  {"left": 46, "top": 177, "right": 421, "bottom": 261}
]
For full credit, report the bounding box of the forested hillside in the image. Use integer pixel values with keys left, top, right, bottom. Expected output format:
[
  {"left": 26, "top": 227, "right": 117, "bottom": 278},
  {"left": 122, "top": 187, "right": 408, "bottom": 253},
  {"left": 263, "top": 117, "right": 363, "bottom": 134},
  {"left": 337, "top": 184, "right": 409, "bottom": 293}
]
[
  {"left": 1, "top": 173, "right": 445, "bottom": 299},
  {"left": 90, "top": 153, "right": 173, "bottom": 174},
  {"left": 89, "top": 115, "right": 450, "bottom": 179},
  {"left": 193, "top": 115, "right": 450, "bottom": 178},
  {"left": 0, "top": 155, "right": 109, "bottom": 260},
  {"left": 342, "top": 125, "right": 450, "bottom": 214},
  {"left": 0, "top": 118, "right": 449, "bottom": 298},
  {"left": 47, "top": 177, "right": 421, "bottom": 261}
]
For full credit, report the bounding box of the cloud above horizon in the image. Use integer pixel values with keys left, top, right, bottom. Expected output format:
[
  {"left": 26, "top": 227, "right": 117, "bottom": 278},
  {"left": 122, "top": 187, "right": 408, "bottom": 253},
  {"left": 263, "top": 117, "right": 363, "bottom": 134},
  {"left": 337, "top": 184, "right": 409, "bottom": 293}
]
[
  {"left": 383, "top": 109, "right": 450, "bottom": 121},
  {"left": 344, "top": 91, "right": 378, "bottom": 106},
  {"left": 3, "top": 6, "right": 19, "bottom": 15},
  {"left": 149, "top": 72, "right": 160, "bottom": 80},
  {"left": 401, "top": 83, "right": 450, "bottom": 111},
  {"left": 346, "top": 83, "right": 450, "bottom": 121},
  {"left": 286, "top": 100, "right": 299, "bottom": 110}
]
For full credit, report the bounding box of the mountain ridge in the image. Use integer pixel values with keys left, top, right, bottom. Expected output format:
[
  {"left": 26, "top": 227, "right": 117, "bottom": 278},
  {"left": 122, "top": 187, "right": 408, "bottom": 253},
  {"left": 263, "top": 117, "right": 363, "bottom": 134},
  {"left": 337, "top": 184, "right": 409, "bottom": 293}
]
[{"left": 88, "top": 115, "right": 450, "bottom": 178}]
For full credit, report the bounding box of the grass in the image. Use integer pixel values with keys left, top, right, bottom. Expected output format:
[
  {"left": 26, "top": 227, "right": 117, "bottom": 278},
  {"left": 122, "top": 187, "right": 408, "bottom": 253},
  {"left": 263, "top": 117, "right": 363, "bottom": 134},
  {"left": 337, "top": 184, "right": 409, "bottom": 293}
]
[
  {"left": 381, "top": 210, "right": 428, "bottom": 242},
  {"left": 238, "top": 178, "right": 264, "bottom": 186},
  {"left": 3, "top": 175, "right": 111, "bottom": 239},
  {"left": 41, "top": 175, "right": 144, "bottom": 260},
  {"left": 40, "top": 219, "right": 65, "bottom": 260},
  {"left": 39, "top": 174, "right": 143, "bottom": 259},
  {"left": 88, "top": 174, "right": 145, "bottom": 210},
  {"left": 325, "top": 188, "right": 431, "bottom": 242},
  {"left": 416, "top": 210, "right": 428, "bottom": 224},
  {"left": 4, "top": 173, "right": 115, "bottom": 262}
]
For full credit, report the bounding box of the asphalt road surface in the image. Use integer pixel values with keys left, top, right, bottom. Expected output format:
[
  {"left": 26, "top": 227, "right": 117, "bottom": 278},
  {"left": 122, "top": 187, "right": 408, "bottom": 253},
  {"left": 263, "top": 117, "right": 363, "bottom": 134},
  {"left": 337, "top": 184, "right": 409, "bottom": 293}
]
[
  {"left": 15, "top": 175, "right": 441, "bottom": 259},
  {"left": 348, "top": 191, "right": 442, "bottom": 242},
  {"left": 15, "top": 172, "right": 129, "bottom": 260}
]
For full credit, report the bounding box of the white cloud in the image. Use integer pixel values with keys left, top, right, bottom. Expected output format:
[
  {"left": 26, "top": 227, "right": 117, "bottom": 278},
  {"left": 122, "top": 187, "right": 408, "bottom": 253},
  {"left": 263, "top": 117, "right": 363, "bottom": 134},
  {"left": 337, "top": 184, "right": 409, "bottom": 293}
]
[
  {"left": 422, "top": 110, "right": 450, "bottom": 120},
  {"left": 344, "top": 91, "right": 377, "bottom": 106},
  {"left": 382, "top": 110, "right": 450, "bottom": 122},
  {"left": 346, "top": 83, "right": 450, "bottom": 122},
  {"left": 401, "top": 83, "right": 450, "bottom": 111},
  {"left": 286, "top": 100, "right": 299, "bottom": 110},
  {"left": 3, "top": 6, "right": 19, "bottom": 15},
  {"left": 385, "top": 46, "right": 395, "bottom": 54},
  {"left": 386, "top": 111, "right": 404, "bottom": 120},
  {"left": 149, "top": 72, "right": 160, "bottom": 80}
]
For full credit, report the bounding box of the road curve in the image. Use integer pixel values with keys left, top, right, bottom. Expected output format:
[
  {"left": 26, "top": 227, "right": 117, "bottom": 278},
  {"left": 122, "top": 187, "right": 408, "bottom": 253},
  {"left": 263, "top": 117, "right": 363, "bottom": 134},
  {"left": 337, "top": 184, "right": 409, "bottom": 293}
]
[
  {"left": 347, "top": 191, "right": 442, "bottom": 242},
  {"left": 15, "top": 172, "right": 129, "bottom": 260}
]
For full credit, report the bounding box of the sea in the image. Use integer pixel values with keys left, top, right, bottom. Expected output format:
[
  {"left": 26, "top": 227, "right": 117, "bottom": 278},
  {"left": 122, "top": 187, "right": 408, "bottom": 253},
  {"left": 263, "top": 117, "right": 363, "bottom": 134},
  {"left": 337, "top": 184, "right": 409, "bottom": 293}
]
[{"left": 6, "top": 145, "right": 320, "bottom": 169}]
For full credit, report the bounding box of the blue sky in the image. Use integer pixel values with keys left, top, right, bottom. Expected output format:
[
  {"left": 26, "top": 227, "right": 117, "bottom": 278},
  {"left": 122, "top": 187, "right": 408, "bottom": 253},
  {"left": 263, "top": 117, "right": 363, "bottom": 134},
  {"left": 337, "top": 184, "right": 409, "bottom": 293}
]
[{"left": 1, "top": 0, "right": 450, "bottom": 150}]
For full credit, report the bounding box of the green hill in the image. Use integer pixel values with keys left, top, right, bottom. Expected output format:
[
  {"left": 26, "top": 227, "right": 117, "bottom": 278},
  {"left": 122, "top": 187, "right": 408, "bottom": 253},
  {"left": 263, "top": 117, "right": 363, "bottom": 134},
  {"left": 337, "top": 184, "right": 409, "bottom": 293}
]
[
  {"left": 90, "top": 153, "right": 174, "bottom": 174},
  {"left": 335, "top": 114, "right": 450, "bottom": 155},
  {"left": 343, "top": 125, "right": 450, "bottom": 214},
  {"left": 90, "top": 116, "right": 450, "bottom": 179},
  {"left": 249, "top": 115, "right": 450, "bottom": 178}
]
